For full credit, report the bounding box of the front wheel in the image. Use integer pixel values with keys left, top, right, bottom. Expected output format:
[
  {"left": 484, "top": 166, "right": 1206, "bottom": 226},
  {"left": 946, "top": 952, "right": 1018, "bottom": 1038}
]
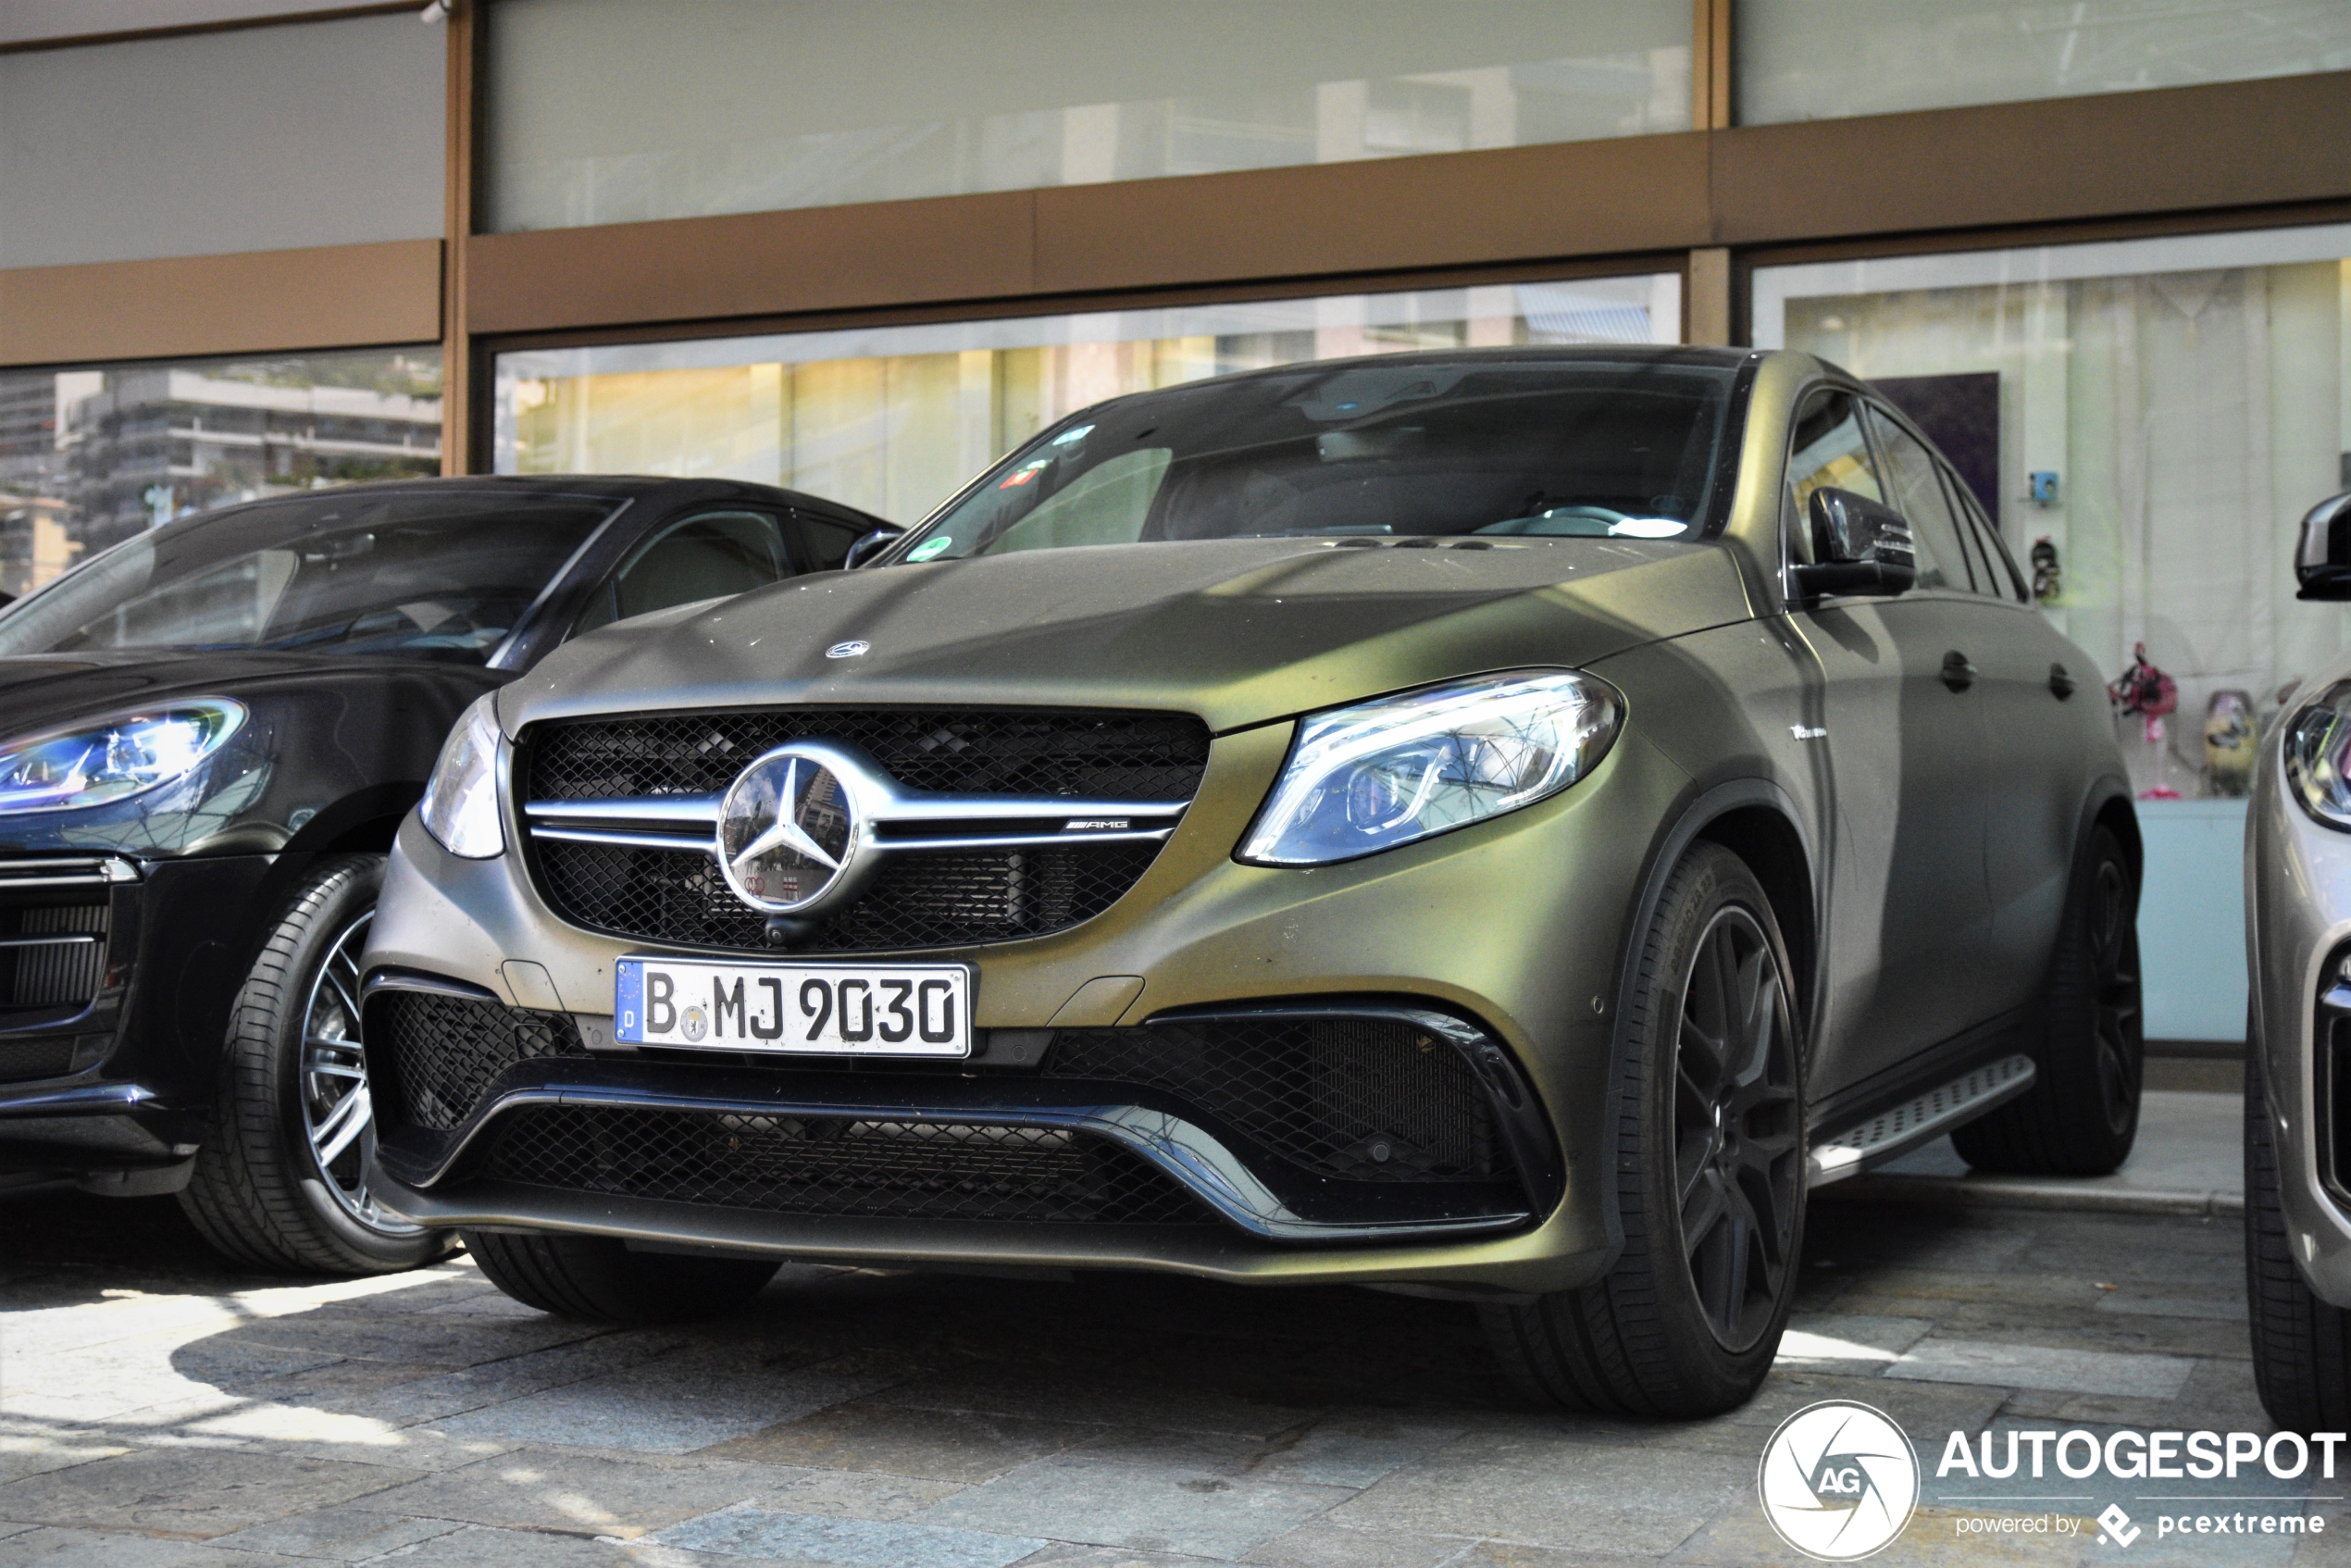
[
  {"left": 179, "top": 855, "right": 454, "bottom": 1275},
  {"left": 1482, "top": 842, "right": 1807, "bottom": 1417},
  {"left": 1952, "top": 824, "right": 2142, "bottom": 1176},
  {"left": 2245, "top": 1051, "right": 2351, "bottom": 1432}
]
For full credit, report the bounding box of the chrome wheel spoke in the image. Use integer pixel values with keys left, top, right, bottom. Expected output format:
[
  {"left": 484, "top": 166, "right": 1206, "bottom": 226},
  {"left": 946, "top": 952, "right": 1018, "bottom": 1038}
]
[{"left": 294, "top": 906, "right": 421, "bottom": 1238}]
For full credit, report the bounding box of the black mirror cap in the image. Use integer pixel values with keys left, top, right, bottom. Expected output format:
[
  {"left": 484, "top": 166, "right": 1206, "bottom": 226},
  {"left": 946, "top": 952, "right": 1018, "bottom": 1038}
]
[
  {"left": 843, "top": 526, "right": 903, "bottom": 569},
  {"left": 1797, "top": 488, "right": 1918, "bottom": 600},
  {"left": 2295, "top": 492, "right": 2351, "bottom": 601}
]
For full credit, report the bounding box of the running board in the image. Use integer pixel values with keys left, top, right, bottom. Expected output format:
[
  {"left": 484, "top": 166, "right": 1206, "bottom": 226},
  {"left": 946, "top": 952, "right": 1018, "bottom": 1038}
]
[{"left": 1808, "top": 1053, "right": 2037, "bottom": 1186}]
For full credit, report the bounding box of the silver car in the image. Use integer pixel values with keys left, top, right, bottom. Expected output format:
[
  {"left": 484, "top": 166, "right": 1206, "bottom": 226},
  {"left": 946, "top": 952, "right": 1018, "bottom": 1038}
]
[{"left": 2247, "top": 487, "right": 2351, "bottom": 1431}]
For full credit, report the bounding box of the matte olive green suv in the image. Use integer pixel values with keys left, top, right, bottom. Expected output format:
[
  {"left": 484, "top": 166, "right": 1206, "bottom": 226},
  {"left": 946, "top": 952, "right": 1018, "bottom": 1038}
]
[{"left": 361, "top": 348, "right": 2138, "bottom": 1416}]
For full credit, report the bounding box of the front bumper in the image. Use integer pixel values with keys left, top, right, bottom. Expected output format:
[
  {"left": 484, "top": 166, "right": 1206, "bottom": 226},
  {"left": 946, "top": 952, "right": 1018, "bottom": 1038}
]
[
  {"left": 364, "top": 719, "right": 1698, "bottom": 1290},
  {"left": 2252, "top": 738, "right": 2351, "bottom": 1306},
  {"left": 0, "top": 852, "right": 279, "bottom": 1181}
]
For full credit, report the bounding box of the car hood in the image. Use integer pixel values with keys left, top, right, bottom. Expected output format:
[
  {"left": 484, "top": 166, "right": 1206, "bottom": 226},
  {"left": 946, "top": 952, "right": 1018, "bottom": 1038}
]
[
  {"left": 503, "top": 538, "right": 1760, "bottom": 736},
  {"left": 0, "top": 650, "right": 455, "bottom": 739}
]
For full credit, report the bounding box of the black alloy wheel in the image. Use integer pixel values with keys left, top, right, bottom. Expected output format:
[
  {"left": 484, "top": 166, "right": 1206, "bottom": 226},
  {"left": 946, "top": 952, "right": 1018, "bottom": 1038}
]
[
  {"left": 1483, "top": 841, "right": 1808, "bottom": 1417},
  {"left": 180, "top": 855, "right": 455, "bottom": 1275},
  {"left": 1673, "top": 904, "right": 1804, "bottom": 1351},
  {"left": 1952, "top": 824, "right": 2143, "bottom": 1175}
]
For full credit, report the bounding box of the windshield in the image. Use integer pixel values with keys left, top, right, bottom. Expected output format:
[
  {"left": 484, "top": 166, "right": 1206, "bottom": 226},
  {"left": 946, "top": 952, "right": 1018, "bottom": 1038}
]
[
  {"left": 0, "top": 491, "right": 616, "bottom": 663},
  {"left": 902, "top": 357, "right": 1738, "bottom": 560}
]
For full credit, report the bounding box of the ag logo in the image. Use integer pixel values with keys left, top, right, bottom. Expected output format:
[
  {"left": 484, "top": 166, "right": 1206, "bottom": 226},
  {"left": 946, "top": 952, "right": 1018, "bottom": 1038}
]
[{"left": 1758, "top": 1400, "right": 1919, "bottom": 1561}]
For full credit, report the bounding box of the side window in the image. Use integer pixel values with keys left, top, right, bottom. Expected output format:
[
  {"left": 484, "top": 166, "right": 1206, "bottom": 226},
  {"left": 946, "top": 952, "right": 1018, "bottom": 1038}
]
[
  {"left": 789, "top": 512, "right": 866, "bottom": 574},
  {"left": 572, "top": 510, "right": 789, "bottom": 636},
  {"left": 1864, "top": 406, "right": 1968, "bottom": 592},
  {"left": 1784, "top": 390, "right": 1884, "bottom": 566},
  {"left": 1947, "top": 472, "right": 2028, "bottom": 603}
]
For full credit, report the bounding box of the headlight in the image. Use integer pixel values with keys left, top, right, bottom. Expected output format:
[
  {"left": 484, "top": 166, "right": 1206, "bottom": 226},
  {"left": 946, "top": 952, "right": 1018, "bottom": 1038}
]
[
  {"left": 2286, "top": 681, "right": 2351, "bottom": 830},
  {"left": 419, "top": 693, "right": 504, "bottom": 858},
  {"left": 1238, "top": 670, "right": 1622, "bottom": 866},
  {"left": 0, "top": 700, "right": 245, "bottom": 815}
]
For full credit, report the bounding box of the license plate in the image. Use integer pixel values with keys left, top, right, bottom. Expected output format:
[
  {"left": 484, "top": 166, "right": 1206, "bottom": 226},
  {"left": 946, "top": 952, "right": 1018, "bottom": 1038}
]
[{"left": 614, "top": 956, "right": 971, "bottom": 1057}]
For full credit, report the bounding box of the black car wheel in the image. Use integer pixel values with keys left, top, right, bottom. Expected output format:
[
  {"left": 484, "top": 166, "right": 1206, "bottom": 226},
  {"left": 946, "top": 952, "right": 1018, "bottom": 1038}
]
[
  {"left": 179, "top": 854, "right": 454, "bottom": 1275},
  {"left": 462, "top": 1229, "right": 781, "bottom": 1324},
  {"left": 2245, "top": 1048, "right": 2351, "bottom": 1432},
  {"left": 1483, "top": 841, "right": 1806, "bottom": 1416},
  {"left": 1951, "top": 824, "right": 2142, "bottom": 1176}
]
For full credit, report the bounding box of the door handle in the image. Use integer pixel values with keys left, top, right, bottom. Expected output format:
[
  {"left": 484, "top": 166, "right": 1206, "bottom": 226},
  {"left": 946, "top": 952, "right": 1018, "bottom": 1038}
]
[
  {"left": 2048, "top": 663, "right": 2076, "bottom": 700},
  {"left": 1941, "top": 650, "right": 1976, "bottom": 692}
]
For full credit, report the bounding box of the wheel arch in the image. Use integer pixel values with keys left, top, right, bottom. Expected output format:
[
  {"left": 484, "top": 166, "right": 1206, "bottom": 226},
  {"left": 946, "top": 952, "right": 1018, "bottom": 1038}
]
[{"left": 1594, "top": 778, "right": 1821, "bottom": 1262}]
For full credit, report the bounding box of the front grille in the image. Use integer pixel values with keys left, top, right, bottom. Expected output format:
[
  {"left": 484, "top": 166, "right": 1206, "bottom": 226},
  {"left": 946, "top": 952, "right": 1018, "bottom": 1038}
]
[
  {"left": 522, "top": 708, "right": 1209, "bottom": 953},
  {"left": 369, "top": 991, "right": 588, "bottom": 1132},
  {"left": 538, "top": 839, "right": 1162, "bottom": 953},
  {"left": 524, "top": 708, "right": 1210, "bottom": 802},
  {"left": 1046, "top": 1017, "right": 1502, "bottom": 1183},
  {"left": 479, "top": 1105, "right": 1215, "bottom": 1226},
  {"left": 0, "top": 900, "right": 107, "bottom": 1011}
]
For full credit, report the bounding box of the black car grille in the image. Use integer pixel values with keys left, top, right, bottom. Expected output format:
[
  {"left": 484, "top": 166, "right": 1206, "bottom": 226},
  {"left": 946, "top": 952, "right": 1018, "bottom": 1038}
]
[
  {"left": 537, "top": 839, "right": 1163, "bottom": 953},
  {"left": 479, "top": 1105, "right": 1215, "bottom": 1226},
  {"left": 369, "top": 990, "right": 589, "bottom": 1132},
  {"left": 1046, "top": 1016, "right": 1504, "bottom": 1184},
  {"left": 0, "top": 892, "right": 107, "bottom": 1013},
  {"left": 523, "top": 708, "right": 1210, "bottom": 802},
  {"left": 521, "top": 708, "right": 1210, "bottom": 953},
  {"left": 0, "top": 1037, "right": 77, "bottom": 1083}
]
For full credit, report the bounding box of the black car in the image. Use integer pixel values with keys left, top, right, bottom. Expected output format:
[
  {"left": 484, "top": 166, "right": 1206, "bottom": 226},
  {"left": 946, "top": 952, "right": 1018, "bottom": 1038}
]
[{"left": 0, "top": 475, "right": 894, "bottom": 1274}]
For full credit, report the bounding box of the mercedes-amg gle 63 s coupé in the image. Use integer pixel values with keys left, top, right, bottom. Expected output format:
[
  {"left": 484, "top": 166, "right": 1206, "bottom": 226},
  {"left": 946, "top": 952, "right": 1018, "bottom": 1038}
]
[{"left": 364, "top": 349, "right": 2138, "bottom": 1416}]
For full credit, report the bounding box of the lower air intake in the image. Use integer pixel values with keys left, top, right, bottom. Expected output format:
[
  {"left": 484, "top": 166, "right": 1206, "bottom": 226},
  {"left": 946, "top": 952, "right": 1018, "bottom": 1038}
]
[
  {"left": 479, "top": 1105, "right": 1216, "bottom": 1226},
  {"left": 367, "top": 990, "right": 588, "bottom": 1132}
]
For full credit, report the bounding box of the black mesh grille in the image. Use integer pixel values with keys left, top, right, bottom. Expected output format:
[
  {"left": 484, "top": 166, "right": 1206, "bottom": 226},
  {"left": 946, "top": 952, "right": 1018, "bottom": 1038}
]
[
  {"left": 370, "top": 991, "right": 588, "bottom": 1132},
  {"left": 524, "top": 708, "right": 1210, "bottom": 802},
  {"left": 1046, "top": 1018, "right": 1501, "bottom": 1183},
  {"left": 521, "top": 707, "right": 1208, "bottom": 953},
  {"left": 0, "top": 1037, "right": 75, "bottom": 1083},
  {"left": 479, "top": 1105, "right": 1215, "bottom": 1226},
  {"left": 536, "top": 839, "right": 1162, "bottom": 953},
  {"left": 0, "top": 901, "right": 107, "bottom": 1011}
]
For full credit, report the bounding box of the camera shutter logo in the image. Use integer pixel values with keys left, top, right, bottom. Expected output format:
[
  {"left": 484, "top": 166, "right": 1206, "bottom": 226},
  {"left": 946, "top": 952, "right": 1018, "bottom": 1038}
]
[{"left": 1758, "top": 1400, "right": 1920, "bottom": 1561}]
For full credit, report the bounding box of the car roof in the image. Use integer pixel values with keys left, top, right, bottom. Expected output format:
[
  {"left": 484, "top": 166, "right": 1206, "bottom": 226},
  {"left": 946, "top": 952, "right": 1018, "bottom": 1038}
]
[{"left": 203, "top": 474, "right": 888, "bottom": 526}]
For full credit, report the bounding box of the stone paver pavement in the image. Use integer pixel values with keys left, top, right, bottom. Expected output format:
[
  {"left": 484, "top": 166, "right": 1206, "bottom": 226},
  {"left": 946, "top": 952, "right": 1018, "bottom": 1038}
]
[{"left": 0, "top": 1100, "right": 2296, "bottom": 1566}]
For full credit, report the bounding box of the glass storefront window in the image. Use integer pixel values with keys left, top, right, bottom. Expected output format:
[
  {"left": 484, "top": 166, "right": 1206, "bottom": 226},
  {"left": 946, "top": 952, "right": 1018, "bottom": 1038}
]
[
  {"left": 0, "top": 349, "right": 442, "bottom": 600},
  {"left": 491, "top": 275, "right": 1683, "bottom": 525},
  {"left": 1738, "top": 0, "right": 2351, "bottom": 126},
  {"left": 1755, "top": 224, "right": 2351, "bottom": 798},
  {"left": 484, "top": 0, "right": 1691, "bottom": 231}
]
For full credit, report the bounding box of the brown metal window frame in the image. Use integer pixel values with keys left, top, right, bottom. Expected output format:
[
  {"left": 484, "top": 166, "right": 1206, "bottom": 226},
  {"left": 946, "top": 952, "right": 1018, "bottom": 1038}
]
[{"left": 6, "top": 0, "right": 2349, "bottom": 482}]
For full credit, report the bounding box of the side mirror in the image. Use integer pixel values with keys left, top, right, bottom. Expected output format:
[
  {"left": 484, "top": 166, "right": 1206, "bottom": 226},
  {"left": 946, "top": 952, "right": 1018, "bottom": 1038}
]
[
  {"left": 2295, "top": 492, "right": 2351, "bottom": 601},
  {"left": 842, "top": 526, "right": 902, "bottom": 569},
  {"left": 1791, "top": 487, "right": 1917, "bottom": 600}
]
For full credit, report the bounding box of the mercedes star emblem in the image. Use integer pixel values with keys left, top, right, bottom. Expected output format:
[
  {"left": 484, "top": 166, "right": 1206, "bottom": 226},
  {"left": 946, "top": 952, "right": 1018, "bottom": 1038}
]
[{"left": 715, "top": 745, "right": 859, "bottom": 913}]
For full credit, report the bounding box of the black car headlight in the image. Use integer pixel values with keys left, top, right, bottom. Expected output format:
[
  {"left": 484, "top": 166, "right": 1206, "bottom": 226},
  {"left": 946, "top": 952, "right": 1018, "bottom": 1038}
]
[
  {"left": 418, "top": 693, "right": 505, "bottom": 859},
  {"left": 1238, "top": 669, "right": 1622, "bottom": 866},
  {"left": 2288, "top": 681, "right": 2351, "bottom": 831},
  {"left": 0, "top": 700, "right": 245, "bottom": 815}
]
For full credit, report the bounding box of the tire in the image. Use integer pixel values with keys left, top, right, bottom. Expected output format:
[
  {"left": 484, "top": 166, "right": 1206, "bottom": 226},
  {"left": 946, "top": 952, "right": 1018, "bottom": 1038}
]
[
  {"left": 462, "top": 1229, "right": 780, "bottom": 1324},
  {"left": 178, "top": 855, "right": 454, "bottom": 1275},
  {"left": 1951, "top": 824, "right": 2143, "bottom": 1176},
  {"left": 2245, "top": 1049, "right": 2351, "bottom": 1432},
  {"left": 1481, "top": 841, "right": 1806, "bottom": 1418}
]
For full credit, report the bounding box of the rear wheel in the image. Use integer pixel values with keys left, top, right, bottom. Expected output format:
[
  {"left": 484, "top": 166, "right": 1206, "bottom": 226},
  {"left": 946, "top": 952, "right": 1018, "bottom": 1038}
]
[
  {"left": 462, "top": 1229, "right": 780, "bottom": 1324},
  {"left": 2245, "top": 1049, "right": 2351, "bottom": 1432},
  {"left": 1482, "top": 842, "right": 1806, "bottom": 1417},
  {"left": 179, "top": 855, "right": 454, "bottom": 1275},
  {"left": 1952, "top": 824, "right": 2142, "bottom": 1175}
]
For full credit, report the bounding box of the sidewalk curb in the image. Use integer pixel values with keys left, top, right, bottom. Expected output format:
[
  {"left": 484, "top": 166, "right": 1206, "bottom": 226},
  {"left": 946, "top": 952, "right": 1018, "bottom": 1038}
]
[{"left": 1813, "top": 1176, "right": 2244, "bottom": 1217}]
